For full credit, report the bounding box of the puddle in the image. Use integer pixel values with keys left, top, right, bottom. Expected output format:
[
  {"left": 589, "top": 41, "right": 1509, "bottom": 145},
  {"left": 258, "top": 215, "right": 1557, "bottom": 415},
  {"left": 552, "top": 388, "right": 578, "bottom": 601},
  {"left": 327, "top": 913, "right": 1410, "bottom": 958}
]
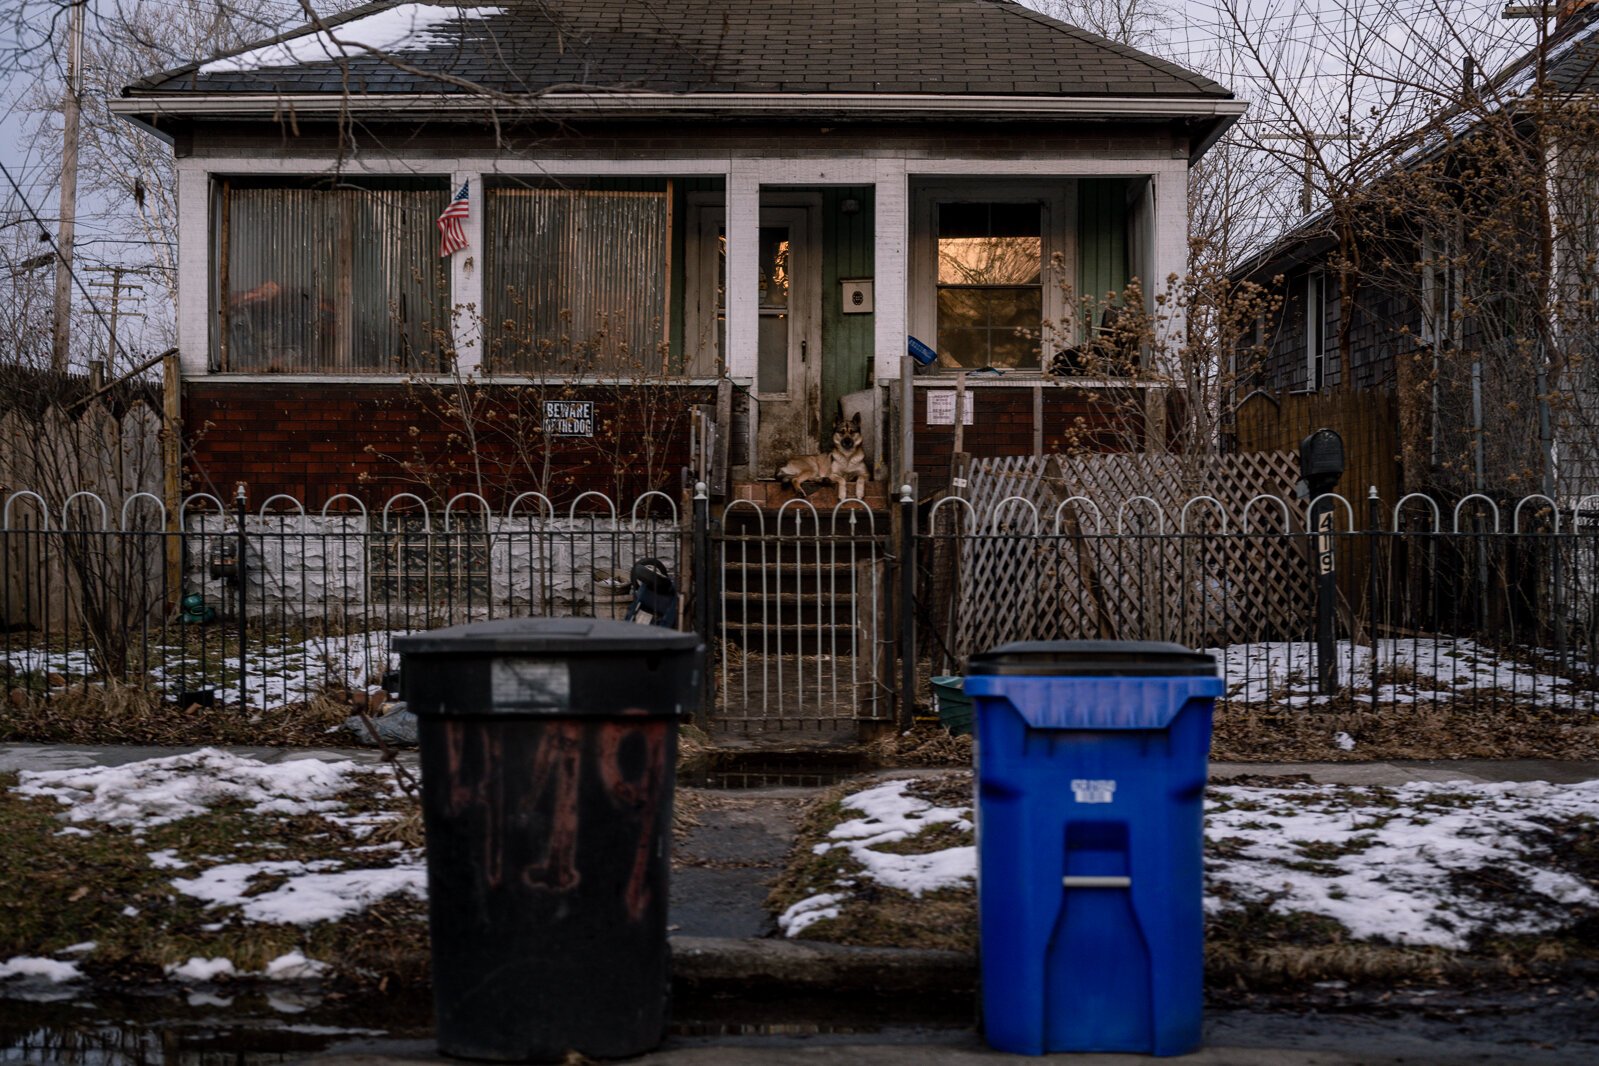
[{"left": 0, "top": 988, "right": 429, "bottom": 1065}]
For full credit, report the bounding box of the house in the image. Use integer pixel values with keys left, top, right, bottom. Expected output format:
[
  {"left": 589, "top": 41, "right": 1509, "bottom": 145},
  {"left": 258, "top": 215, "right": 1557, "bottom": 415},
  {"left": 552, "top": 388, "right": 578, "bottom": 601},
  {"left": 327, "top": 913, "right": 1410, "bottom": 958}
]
[
  {"left": 1230, "top": 4, "right": 1599, "bottom": 511},
  {"left": 112, "top": 0, "right": 1242, "bottom": 508}
]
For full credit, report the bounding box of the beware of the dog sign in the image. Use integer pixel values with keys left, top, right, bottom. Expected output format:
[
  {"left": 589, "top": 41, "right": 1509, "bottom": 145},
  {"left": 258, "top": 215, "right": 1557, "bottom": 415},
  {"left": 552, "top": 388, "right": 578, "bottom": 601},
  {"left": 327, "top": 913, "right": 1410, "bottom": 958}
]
[{"left": 542, "top": 400, "right": 595, "bottom": 437}]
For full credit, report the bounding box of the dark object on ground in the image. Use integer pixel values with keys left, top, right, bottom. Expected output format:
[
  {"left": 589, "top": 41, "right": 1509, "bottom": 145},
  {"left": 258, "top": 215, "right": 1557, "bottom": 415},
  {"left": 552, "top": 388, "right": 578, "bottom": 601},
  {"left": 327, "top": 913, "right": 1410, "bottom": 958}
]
[
  {"left": 397, "top": 617, "right": 703, "bottom": 1063},
  {"left": 627, "top": 557, "right": 678, "bottom": 627},
  {"left": 344, "top": 702, "right": 417, "bottom": 747}
]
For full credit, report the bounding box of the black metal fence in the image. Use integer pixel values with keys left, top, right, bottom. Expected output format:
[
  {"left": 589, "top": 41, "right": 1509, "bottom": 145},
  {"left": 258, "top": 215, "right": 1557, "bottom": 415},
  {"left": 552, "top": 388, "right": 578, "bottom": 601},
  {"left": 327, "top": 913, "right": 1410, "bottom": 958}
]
[{"left": 3, "top": 485, "right": 1597, "bottom": 728}]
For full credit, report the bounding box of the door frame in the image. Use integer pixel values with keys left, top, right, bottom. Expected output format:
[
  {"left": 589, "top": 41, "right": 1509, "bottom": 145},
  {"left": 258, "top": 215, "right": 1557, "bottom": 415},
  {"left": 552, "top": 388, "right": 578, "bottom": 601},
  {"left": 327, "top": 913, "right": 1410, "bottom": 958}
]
[{"left": 687, "top": 192, "right": 823, "bottom": 467}]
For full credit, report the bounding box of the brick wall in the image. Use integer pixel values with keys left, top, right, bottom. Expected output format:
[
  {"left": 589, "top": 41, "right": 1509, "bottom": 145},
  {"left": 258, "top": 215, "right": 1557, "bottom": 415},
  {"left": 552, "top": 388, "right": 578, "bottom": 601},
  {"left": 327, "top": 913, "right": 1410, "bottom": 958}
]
[
  {"left": 183, "top": 381, "right": 709, "bottom": 508},
  {"left": 911, "top": 384, "right": 1147, "bottom": 494}
]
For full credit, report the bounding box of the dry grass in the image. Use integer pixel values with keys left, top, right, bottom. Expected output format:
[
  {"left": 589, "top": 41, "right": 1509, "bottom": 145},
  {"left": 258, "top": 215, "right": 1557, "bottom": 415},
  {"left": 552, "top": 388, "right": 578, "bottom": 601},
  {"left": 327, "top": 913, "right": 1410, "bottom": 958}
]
[
  {"left": 867, "top": 723, "right": 974, "bottom": 767},
  {"left": 1212, "top": 697, "right": 1599, "bottom": 761},
  {"left": 0, "top": 683, "right": 354, "bottom": 746}
]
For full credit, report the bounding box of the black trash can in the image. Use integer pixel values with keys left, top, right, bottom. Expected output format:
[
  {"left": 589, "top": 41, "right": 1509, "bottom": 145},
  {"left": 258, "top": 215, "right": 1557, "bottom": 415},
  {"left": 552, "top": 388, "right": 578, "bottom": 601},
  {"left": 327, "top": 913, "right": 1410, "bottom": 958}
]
[{"left": 396, "top": 618, "right": 703, "bottom": 1063}]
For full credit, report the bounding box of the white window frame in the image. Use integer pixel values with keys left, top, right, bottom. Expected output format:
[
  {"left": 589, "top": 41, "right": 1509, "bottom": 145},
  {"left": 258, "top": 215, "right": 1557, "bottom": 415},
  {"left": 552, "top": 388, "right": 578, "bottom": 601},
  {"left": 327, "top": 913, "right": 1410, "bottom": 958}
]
[
  {"left": 1305, "top": 270, "right": 1326, "bottom": 392},
  {"left": 909, "top": 180, "right": 1076, "bottom": 375}
]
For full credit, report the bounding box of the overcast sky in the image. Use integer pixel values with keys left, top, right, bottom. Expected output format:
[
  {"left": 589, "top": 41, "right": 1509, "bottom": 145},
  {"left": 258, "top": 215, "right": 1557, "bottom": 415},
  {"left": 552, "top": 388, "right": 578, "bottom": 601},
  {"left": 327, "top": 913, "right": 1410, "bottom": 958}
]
[{"left": 0, "top": 0, "right": 1554, "bottom": 359}]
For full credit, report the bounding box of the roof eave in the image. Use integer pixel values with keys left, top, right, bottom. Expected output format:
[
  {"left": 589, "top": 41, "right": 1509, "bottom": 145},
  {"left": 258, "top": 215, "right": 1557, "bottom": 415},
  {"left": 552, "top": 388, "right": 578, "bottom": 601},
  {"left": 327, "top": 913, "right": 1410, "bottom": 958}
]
[{"left": 111, "top": 90, "right": 1245, "bottom": 154}]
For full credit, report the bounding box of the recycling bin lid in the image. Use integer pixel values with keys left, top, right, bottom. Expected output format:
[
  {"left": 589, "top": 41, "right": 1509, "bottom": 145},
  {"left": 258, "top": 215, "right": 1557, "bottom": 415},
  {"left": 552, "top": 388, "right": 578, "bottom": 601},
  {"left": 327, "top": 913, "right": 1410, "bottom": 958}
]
[
  {"left": 394, "top": 617, "right": 700, "bottom": 656},
  {"left": 968, "top": 640, "right": 1216, "bottom": 677}
]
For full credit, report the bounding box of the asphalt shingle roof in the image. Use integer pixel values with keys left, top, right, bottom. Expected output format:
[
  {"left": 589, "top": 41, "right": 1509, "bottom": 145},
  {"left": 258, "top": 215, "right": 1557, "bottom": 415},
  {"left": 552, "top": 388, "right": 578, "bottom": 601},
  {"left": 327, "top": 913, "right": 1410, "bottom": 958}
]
[{"left": 127, "top": 0, "right": 1231, "bottom": 100}]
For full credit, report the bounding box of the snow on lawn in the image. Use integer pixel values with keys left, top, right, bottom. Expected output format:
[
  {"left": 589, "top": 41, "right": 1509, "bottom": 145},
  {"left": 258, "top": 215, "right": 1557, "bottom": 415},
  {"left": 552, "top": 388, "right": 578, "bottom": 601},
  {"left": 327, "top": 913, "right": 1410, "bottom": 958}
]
[
  {"left": 200, "top": 5, "right": 505, "bottom": 74},
  {"left": 14, "top": 749, "right": 369, "bottom": 829},
  {"left": 9, "top": 750, "right": 425, "bottom": 934},
  {"left": 0, "top": 957, "right": 82, "bottom": 984},
  {"left": 1212, "top": 637, "right": 1597, "bottom": 710},
  {"left": 4, "top": 630, "right": 405, "bottom": 710},
  {"left": 1205, "top": 779, "right": 1599, "bottom": 950},
  {"left": 780, "top": 774, "right": 1599, "bottom": 952}
]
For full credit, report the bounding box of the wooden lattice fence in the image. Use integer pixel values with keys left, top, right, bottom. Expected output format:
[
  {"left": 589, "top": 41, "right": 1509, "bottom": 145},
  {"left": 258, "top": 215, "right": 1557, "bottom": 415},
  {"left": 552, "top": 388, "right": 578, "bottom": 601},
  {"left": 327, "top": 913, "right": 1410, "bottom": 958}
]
[{"left": 930, "top": 452, "right": 1314, "bottom": 667}]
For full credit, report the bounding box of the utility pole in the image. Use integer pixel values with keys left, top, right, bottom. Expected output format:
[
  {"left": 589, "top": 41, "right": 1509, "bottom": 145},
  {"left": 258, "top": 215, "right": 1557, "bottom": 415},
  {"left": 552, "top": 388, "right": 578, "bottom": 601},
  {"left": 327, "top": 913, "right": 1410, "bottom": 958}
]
[
  {"left": 1258, "top": 131, "right": 1358, "bottom": 216},
  {"left": 86, "top": 265, "right": 148, "bottom": 368},
  {"left": 51, "top": 0, "right": 86, "bottom": 374}
]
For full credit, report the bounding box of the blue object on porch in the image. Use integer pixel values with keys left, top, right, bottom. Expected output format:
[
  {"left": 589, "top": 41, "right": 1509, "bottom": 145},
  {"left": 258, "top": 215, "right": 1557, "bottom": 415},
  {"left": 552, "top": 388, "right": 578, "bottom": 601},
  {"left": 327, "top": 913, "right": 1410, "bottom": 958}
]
[
  {"left": 907, "top": 335, "right": 938, "bottom": 366},
  {"left": 964, "top": 640, "right": 1222, "bottom": 1058}
]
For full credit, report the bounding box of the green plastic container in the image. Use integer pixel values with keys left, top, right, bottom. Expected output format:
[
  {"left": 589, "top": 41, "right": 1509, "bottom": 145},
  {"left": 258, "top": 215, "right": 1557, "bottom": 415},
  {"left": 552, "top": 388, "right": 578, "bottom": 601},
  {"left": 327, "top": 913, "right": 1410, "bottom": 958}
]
[{"left": 931, "top": 676, "right": 973, "bottom": 736}]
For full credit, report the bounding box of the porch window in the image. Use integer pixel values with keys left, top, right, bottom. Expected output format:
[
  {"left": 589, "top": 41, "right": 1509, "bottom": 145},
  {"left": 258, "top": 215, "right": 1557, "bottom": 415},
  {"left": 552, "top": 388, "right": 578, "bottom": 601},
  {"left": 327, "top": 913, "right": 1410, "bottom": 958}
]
[
  {"left": 485, "top": 185, "right": 670, "bottom": 375},
  {"left": 935, "top": 203, "right": 1044, "bottom": 369},
  {"left": 213, "top": 178, "right": 448, "bottom": 373}
]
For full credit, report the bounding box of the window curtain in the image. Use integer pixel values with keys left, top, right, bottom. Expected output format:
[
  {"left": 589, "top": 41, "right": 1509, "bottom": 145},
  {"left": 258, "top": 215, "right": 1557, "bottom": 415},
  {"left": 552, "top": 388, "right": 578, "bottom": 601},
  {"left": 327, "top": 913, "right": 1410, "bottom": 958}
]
[
  {"left": 486, "top": 187, "right": 669, "bottom": 375},
  {"left": 219, "top": 184, "right": 447, "bottom": 373}
]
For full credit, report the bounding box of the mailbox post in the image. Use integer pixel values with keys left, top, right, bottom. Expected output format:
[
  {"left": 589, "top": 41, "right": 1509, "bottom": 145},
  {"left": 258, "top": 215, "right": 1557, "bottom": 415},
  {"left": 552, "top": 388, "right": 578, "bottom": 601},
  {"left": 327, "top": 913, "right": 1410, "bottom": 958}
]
[{"left": 1298, "top": 430, "right": 1345, "bottom": 695}]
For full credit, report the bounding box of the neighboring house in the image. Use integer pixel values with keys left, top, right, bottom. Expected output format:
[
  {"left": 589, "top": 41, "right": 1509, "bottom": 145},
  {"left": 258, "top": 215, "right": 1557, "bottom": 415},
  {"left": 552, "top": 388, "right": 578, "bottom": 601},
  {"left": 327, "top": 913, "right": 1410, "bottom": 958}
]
[
  {"left": 1231, "top": 5, "right": 1599, "bottom": 510},
  {"left": 113, "top": 0, "right": 1241, "bottom": 506}
]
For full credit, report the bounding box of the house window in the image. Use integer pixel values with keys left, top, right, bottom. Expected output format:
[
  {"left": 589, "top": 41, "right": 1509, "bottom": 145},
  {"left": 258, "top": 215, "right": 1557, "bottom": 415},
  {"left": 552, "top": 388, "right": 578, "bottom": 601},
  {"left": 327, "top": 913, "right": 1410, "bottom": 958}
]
[
  {"left": 935, "top": 202, "right": 1044, "bottom": 368},
  {"left": 213, "top": 178, "right": 448, "bottom": 373},
  {"left": 1306, "top": 271, "right": 1326, "bottom": 391},
  {"left": 485, "top": 185, "right": 670, "bottom": 375}
]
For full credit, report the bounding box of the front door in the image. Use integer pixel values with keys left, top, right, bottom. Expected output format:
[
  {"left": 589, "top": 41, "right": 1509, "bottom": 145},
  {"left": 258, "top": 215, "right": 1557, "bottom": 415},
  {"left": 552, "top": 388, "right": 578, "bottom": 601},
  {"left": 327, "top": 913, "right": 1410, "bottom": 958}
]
[
  {"left": 689, "top": 200, "right": 821, "bottom": 475},
  {"left": 751, "top": 206, "right": 821, "bottom": 469}
]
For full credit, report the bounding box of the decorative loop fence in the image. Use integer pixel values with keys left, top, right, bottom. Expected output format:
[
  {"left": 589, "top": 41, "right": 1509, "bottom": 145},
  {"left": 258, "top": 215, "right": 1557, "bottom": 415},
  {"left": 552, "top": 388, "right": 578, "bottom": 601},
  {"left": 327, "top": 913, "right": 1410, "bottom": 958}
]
[{"left": 2, "top": 482, "right": 1597, "bottom": 732}]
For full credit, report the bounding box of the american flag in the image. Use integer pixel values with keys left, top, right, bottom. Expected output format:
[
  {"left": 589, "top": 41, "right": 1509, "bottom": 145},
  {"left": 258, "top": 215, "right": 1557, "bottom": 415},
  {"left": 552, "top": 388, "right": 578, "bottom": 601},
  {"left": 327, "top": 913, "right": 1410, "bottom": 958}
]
[{"left": 437, "top": 181, "right": 471, "bottom": 257}]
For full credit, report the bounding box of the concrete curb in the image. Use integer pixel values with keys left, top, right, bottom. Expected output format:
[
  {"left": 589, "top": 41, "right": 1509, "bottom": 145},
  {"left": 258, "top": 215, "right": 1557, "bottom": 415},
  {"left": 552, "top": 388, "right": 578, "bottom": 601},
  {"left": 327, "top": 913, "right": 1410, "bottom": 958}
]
[{"left": 670, "top": 935, "right": 975, "bottom": 996}]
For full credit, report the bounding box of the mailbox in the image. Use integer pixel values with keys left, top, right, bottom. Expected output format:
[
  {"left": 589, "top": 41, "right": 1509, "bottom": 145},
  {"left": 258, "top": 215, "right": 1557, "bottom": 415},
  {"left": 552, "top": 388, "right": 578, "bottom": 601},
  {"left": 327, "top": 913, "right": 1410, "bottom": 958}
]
[{"left": 1297, "top": 428, "right": 1345, "bottom": 498}]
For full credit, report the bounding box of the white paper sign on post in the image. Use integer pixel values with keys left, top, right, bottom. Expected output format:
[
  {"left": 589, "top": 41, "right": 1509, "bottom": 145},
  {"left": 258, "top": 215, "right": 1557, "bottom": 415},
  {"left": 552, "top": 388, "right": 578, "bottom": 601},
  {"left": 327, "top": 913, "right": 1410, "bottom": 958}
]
[{"left": 925, "top": 390, "right": 974, "bottom": 426}]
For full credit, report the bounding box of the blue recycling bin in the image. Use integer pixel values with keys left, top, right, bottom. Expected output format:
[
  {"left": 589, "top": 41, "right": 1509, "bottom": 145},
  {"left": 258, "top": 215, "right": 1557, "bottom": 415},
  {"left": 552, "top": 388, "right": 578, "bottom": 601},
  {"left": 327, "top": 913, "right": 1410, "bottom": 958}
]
[{"left": 965, "top": 640, "right": 1223, "bottom": 1057}]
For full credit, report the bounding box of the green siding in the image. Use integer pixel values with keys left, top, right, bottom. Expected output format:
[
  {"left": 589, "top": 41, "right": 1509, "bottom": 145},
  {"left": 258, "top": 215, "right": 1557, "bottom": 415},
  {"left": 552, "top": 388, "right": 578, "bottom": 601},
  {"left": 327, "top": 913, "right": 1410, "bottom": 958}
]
[
  {"left": 1078, "top": 179, "right": 1130, "bottom": 337},
  {"left": 821, "top": 187, "right": 875, "bottom": 422}
]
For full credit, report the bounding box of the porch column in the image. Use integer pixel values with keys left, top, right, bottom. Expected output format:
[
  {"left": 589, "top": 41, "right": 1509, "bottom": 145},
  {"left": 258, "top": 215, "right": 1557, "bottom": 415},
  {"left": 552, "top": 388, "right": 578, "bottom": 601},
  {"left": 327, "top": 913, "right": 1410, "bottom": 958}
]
[
  {"left": 450, "top": 171, "right": 484, "bottom": 377},
  {"left": 872, "top": 162, "right": 910, "bottom": 484},
  {"left": 725, "top": 163, "right": 761, "bottom": 382},
  {"left": 1150, "top": 164, "right": 1190, "bottom": 359},
  {"left": 175, "top": 161, "right": 209, "bottom": 376}
]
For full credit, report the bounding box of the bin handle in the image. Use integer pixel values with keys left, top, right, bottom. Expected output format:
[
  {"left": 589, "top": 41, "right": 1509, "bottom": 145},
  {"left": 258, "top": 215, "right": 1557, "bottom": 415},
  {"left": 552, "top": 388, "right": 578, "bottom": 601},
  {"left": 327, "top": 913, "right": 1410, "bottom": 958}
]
[{"left": 1062, "top": 876, "right": 1131, "bottom": 889}]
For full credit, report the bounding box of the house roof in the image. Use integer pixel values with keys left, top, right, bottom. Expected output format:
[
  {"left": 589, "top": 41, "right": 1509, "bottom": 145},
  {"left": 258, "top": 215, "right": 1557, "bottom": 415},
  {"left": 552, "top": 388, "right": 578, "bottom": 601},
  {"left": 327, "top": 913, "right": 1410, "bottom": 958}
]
[
  {"left": 123, "top": 0, "right": 1232, "bottom": 101},
  {"left": 1232, "top": 10, "right": 1599, "bottom": 283}
]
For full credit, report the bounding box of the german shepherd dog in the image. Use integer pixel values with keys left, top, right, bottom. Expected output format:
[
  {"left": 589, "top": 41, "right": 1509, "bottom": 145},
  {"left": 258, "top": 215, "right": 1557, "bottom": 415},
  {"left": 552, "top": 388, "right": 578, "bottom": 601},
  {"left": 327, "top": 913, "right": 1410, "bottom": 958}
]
[{"left": 776, "top": 412, "right": 869, "bottom": 500}]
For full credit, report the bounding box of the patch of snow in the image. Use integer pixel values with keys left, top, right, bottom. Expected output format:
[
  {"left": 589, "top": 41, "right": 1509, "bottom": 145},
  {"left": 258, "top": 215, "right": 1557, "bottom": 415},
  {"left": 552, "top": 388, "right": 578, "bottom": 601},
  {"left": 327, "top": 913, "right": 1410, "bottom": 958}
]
[
  {"left": 263, "top": 951, "right": 329, "bottom": 980},
  {"left": 55, "top": 827, "right": 91, "bottom": 838},
  {"left": 778, "top": 893, "right": 844, "bottom": 937},
  {"left": 166, "top": 957, "right": 236, "bottom": 982},
  {"left": 172, "top": 859, "right": 425, "bottom": 925},
  {"left": 0, "top": 957, "right": 82, "bottom": 983},
  {"left": 13, "top": 749, "right": 371, "bottom": 829},
  {"left": 120, "top": 905, "right": 140, "bottom": 917},
  {"left": 147, "top": 849, "right": 189, "bottom": 870},
  {"left": 1205, "top": 779, "right": 1599, "bottom": 950},
  {"left": 199, "top": 5, "right": 504, "bottom": 75},
  {"left": 59, "top": 942, "right": 96, "bottom": 955},
  {"left": 1334, "top": 731, "right": 1355, "bottom": 751},
  {"left": 1210, "top": 638, "right": 1594, "bottom": 710},
  {"left": 817, "top": 779, "right": 975, "bottom": 898}
]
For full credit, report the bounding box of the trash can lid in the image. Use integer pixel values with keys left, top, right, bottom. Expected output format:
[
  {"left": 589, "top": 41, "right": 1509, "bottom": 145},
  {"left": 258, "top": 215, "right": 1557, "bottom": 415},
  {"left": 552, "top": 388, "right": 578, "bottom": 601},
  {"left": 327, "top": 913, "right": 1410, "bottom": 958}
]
[
  {"left": 967, "top": 640, "right": 1216, "bottom": 677},
  {"left": 394, "top": 617, "right": 701, "bottom": 655}
]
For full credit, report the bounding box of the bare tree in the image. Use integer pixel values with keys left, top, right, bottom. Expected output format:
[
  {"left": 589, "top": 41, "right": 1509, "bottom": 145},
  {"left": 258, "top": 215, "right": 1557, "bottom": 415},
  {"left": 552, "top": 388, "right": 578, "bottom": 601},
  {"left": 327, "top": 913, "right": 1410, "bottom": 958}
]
[{"left": 1022, "top": 0, "right": 1171, "bottom": 52}]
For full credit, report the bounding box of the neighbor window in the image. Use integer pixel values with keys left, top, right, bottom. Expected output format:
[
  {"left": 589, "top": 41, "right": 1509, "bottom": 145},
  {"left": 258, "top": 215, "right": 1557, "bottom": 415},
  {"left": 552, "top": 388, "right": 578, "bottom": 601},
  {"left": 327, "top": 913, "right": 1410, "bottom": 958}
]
[
  {"left": 213, "top": 178, "right": 449, "bottom": 373},
  {"left": 485, "top": 184, "right": 670, "bottom": 375},
  {"left": 935, "top": 202, "right": 1044, "bottom": 369},
  {"left": 1305, "top": 271, "right": 1326, "bottom": 390}
]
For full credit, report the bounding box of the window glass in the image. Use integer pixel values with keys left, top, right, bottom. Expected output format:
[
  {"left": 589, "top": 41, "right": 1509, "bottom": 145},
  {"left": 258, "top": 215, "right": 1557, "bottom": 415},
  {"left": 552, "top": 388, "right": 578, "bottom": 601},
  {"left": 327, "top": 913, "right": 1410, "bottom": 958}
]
[
  {"left": 218, "top": 182, "right": 448, "bottom": 372},
  {"left": 936, "top": 202, "right": 1043, "bottom": 368},
  {"left": 486, "top": 186, "right": 670, "bottom": 374}
]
